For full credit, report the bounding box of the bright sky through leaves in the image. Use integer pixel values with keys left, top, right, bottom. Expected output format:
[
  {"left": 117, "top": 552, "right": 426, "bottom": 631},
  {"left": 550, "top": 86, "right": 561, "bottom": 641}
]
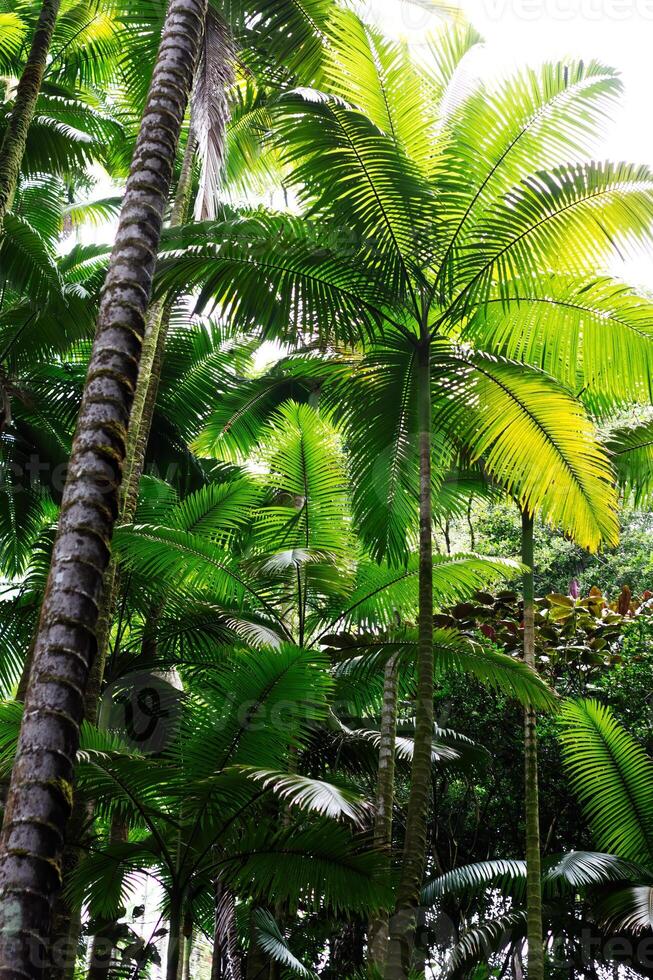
[{"left": 365, "top": 0, "right": 653, "bottom": 287}]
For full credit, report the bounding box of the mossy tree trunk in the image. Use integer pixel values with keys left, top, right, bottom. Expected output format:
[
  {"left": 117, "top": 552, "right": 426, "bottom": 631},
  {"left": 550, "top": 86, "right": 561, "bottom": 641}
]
[{"left": 0, "top": 1, "right": 207, "bottom": 975}]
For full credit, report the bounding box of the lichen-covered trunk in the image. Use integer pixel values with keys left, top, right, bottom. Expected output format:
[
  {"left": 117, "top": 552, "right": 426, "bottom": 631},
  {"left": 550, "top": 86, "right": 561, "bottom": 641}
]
[
  {"left": 385, "top": 341, "right": 433, "bottom": 980},
  {"left": 368, "top": 652, "right": 399, "bottom": 971},
  {"left": 522, "top": 511, "right": 544, "bottom": 980},
  {"left": 0, "top": 1, "right": 207, "bottom": 975},
  {"left": 0, "top": 0, "right": 61, "bottom": 228}
]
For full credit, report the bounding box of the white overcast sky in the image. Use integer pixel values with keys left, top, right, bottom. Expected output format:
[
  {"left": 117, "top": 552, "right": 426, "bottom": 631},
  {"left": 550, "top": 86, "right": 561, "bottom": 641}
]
[{"left": 364, "top": 0, "right": 653, "bottom": 287}]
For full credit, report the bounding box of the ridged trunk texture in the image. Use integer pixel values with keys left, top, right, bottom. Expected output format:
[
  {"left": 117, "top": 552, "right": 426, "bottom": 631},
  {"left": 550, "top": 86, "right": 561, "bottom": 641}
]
[
  {"left": 0, "top": 0, "right": 61, "bottom": 228},
  {"left": 385, "top": 342, "right": 433, "bottom": 980},
  {"left": 368, "top": 652, "right": 399, "bottom": 971},
  {"left": 522, "top": 512, "right": 544, "bottom": 980},
  {"left": 84, "top": 124, "right": 197, "bottom": 722},
  {"left": 0, "top": 1, "right": 207, "bottom": 976}
]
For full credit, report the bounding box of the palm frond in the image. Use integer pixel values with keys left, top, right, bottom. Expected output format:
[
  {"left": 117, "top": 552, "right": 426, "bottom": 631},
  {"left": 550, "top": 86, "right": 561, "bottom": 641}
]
[
  {"left": 607, "top": 417, "right": 653, "bottom": 508},
  {"left": 559, "top": 699, "right": 653, "bottom": 864},
  {"left": 252, "top": 909, "right": 316, "bottom": 979},
  {"left": 434, "top": 349, "right": 619, "bottom": 552}
]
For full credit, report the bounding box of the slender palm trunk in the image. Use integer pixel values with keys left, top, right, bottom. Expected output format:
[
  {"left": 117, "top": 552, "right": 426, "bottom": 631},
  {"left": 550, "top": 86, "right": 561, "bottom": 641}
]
[
  {"left": 368, "top": 652, "right": 399, "bottom": 971},
  {"left": 522, "top": 511, "right": 544, "bottom": 980},
  {"left": 385, "top": 340, "right": 433, "bottom": 980},
  {"left": 181, "top": 923, "right": 193, "bottom": 980},
  {"left": 0, "top": 0, "right": 61, "bottom": 228},
  {"left": 0, "top": 2, "right": 207, "bottom": 975},
  {"left": 166, "top": 895, "right": 184, "bottom": 980}
]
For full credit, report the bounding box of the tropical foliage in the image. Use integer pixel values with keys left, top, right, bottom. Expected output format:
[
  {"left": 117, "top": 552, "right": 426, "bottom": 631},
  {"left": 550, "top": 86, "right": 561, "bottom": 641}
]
[{"left": 0, "top": 1, "right": 653, "bottom": 979}]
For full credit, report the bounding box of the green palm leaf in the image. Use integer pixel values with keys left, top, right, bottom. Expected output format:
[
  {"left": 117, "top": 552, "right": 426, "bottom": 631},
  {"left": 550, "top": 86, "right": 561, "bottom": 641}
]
[
  {"left": 559, "top": 699, "right": 653, "bottom": 864},
  {"left": 462, "top": 276, "right": 653, "bottom": 404},
  {"left": 434, "top": 350, "right": 619, "bottom": 552},
  {"left": 252, "top": 909, "right": 316, "bottom": 979},
  {"left": 607, "top": 416, "right": 653, "bottom": 508}
]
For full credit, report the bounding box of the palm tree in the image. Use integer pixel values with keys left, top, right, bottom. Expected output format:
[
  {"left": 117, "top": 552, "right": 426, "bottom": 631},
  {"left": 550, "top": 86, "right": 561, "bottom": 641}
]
[
  {"left": 157, "top": 15, "right": 653, "bottom": 966},
  {"left": 520, "top": 511, "right": 544, "bottom": 980},
  {"left": 0, "top": 0, "right": 61, "bottom": 228},
  {"left": 0, "top": 0, "right": 209, "bottom": 974}
]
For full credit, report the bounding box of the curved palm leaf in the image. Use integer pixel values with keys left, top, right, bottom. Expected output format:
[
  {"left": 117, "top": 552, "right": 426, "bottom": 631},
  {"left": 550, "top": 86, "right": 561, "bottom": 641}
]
[{"left": 559, "top": 699, "right": 653, "bottom": 865}]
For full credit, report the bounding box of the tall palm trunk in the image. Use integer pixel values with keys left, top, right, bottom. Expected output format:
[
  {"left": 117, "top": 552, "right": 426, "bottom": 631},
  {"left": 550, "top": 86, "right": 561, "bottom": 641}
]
[
  {"left": 0, "top": 0, "right": 61, "bottom": 228},
  {"left": 0, "top": 1, "right": 207, "bottom": 975},
  {"left": 522, "top": 511, "right": 544, "bottom": 980},
  {"left": 385, "top": 340, "right": 433, "bottom": 980},
  {"left": 85, "top": 123, "right": 198, "bottom": 716},
  {"left": 368, "top": 651, "right": 399, "bottom": 970}
]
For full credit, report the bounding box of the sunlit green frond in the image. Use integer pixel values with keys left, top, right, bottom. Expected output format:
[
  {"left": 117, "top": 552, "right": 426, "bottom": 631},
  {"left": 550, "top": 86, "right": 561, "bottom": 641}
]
[
  {"left": 192, "top": 362, "right": 317, "bottom": 463},
  {"left": 462, "top": 276, "right": 653, "bottom": 403},
  {"left": 255, "top": 401, "right": 351, "bottom": 558},
  {"left": 223, "top": 78, "right": 279, "bottom": 196},
  {"left": 333, "top": 339, "right": 419, "bottom": 565},
  {"left": 238, "top": 0, "right": 334, "bottom": 84},
  {"left": 450, "top": 162, "right": 653, "bottom": 312},
  {"left": 0, "top": 214, "right": 62, "bottom": 302},
  {"left": 324, "top": 8, "right": 434, "bottom": 172},
  {"left": 182, "top": 645, "right": 332, "bottom": 773},
  {"left": 0, "top": 13, "right": 26, "bottom": 69},
  {"left": 63, "top": 195, "right": 122, "bottom": 231},
  {"left": 432, "top": 627, "right": 557, "bottom": 710},
  {"left": 434, "top": 350, "right": 619, "bottom": 551},
  {"left": 166, "top": 480, "right": 260, "bottom": 541},
  {"left": 313, "top": 553, "right": 520, "bottom": 639},
  {"left": 46, "top": 0, "right": 123, "bottom": 89},
  {"left": 559, "top": 699, "right": 653, "bottom": 864},
  {"left": 114, "top": 522, "right": 284, "bottom": 627},
  {"left": 273, "top": 89, "right": 435, "bottom": 299},
  {"left": 435, "top": 59, "right": 622, "bottom": 290}
]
